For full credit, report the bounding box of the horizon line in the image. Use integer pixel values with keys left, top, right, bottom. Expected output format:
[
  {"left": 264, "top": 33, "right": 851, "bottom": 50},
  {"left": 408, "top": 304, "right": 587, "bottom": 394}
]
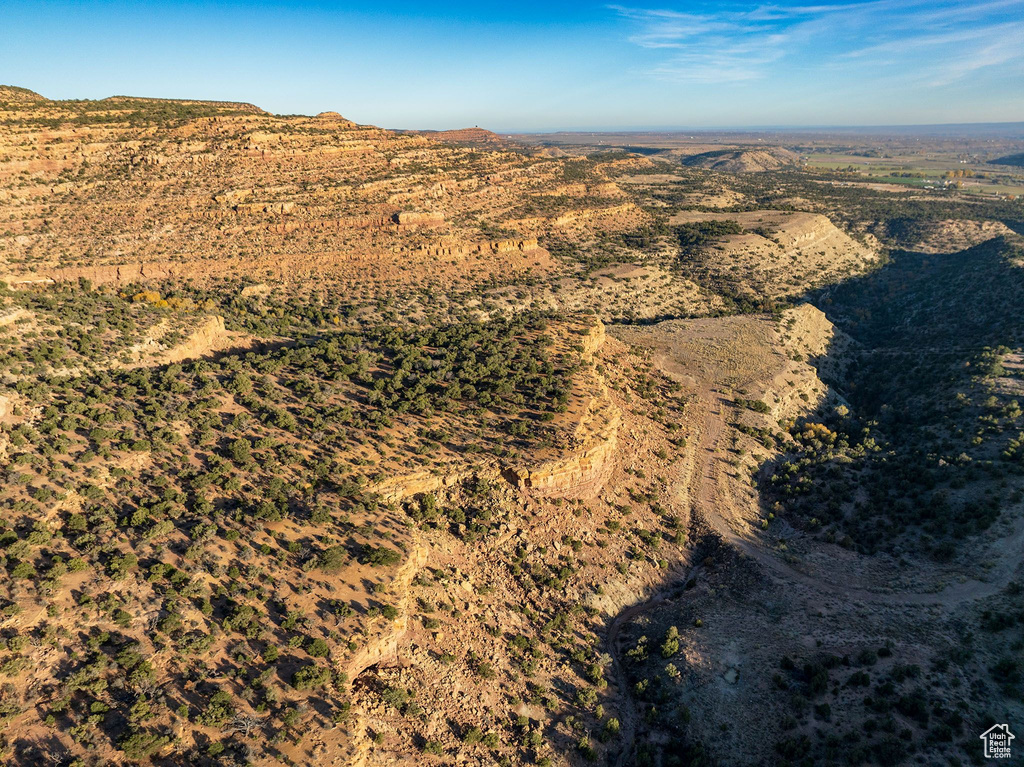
[
  {"left": 489, "top": 121, "right": 1024, "bottom": 134},
  {"left": 6, "top": 85, "right": 1024, "bottom": 137}
]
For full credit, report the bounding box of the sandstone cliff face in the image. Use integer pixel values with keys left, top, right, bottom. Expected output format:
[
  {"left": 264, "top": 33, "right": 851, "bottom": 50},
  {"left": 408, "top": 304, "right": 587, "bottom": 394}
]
[
  {"left": 3, "top": 230, "right": 544, "bottom": 289},
  {"left": 392, "top": 210, "right": 444, "bottom": 228},
  {"left": 405, "top": 238, "right": 539, "bottom": 260},
  {"left": 588, "top": 181, "right": 624, "bottom": 197},
  {"left": 343, "top": 542, "right": 429, "bottom": 683},
  {"left": 772, "top": 212, "right": 867, "bottom": 253},
  {"left": 370, "top": 321, "right": 620, "bottom": 506},
  {"left": 371, "top": 468, "right": 484, "bottom": 505},
  {"left": 372, "top": 393, "right": 620, "bottom": 504},
  {"left": 579, "top": 320, "right": 606, "bottom": 356},
  {"left": 509, "top": 396, "right": 619, "bottom": 499},
  {"left": 777, "top": 303, "right": 851, "bottom": 371},
  {"left": 507, "top": 320, "right": 620, "bottom": 499},
  {"left": 764, "top": 364, "right": 834, "bottom": 422},
  {"left": 514, "top": 322, "right": 618, "bottom": 497},
  {"left": 553, "top": 202, "right": 638, "bottom": 228},
  {"left": 534, "top": 182, "right": 622, "bottom": 198},
  {"left": 765, "top": 304, "right": 851, "bottom": 420},
  {"left": 160, "top": 315, "right": 229, "bottom": 363},
  {"left": 234, "top": 200, "right": 296, "bottom": 215},
  {"left": 4, "top": 262, "right": 181, "bottom": 287},
  {"left": 1, "top": 237, "right": 545, "bottom": 288},
  {"left": 415, "top": 127, "right": 510, "bottom": 148}
]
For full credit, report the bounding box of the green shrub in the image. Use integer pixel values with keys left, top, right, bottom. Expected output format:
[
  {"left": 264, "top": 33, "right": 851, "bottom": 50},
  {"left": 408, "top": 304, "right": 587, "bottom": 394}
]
[{"left": 292, "top": 663, "right": 331, "bottom": 691}]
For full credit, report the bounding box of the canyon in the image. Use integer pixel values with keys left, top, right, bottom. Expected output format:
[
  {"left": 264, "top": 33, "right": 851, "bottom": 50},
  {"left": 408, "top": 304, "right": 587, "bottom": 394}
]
[{"left": 0, "top": 86, "right": 1022, "bottom": 767}]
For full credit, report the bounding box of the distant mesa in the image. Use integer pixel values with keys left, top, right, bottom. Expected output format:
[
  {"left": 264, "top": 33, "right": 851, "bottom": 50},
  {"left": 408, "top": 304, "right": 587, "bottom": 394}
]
[
  {"left": 316, "top": 111, "right": 344, "bottom": 119},
  {"left": 431, "top": 127, "right": 502, "bottom": 143},
  {"left": 536, "top": 146, "right": 571, "bottom": 158},
  {"left": 100, "top": 94, "right": 267, "bottom": 114},
  {"left": 679, "top": 146, "right": 799, "bottom": 173},
  {"left": 0, "top": 85, "right": 47, "bottom": 103},
  {"left": 989, "top": 152, "right": 1024, "bottom": 168},
  {"left": 414, "top": 127, "right": 516, "bottom": 149},
  {"left": 0, "top": 85, "right": 267, "bottom": 115}
]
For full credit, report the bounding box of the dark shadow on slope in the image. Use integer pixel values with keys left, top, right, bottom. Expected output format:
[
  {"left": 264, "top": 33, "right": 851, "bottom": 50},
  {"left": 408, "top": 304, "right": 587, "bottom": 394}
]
[{"left": 762, "top": 235, "right": 1024, "bottom": 559}]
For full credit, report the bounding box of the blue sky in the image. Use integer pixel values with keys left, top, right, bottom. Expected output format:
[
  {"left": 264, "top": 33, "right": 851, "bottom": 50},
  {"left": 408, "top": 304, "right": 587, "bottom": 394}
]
[{"left": 3, "top": 1, "right": 1023, "bottom": 130}]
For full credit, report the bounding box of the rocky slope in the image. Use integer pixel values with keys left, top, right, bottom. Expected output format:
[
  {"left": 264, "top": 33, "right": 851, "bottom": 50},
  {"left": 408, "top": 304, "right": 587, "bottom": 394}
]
[
  {"left": 2, "top": 85, "right": 1019, "bottom": 767},
  {"left": 671, "top": 209, "right": 881, "bottom": 302},
  {"left": 0, "top": 90, "right": 642, "bottom": 294},
  {"left": 908, "top": 218, "right": 1016, "bottom": 253},
  {"left": 679, "top": 146, "right": 799, "bottom": 172}
]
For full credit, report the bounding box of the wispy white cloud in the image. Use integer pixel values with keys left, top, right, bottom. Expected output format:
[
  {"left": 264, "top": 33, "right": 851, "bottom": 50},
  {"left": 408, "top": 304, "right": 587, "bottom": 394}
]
[
  {"left": 928, "top": 28, "right": 1024, "bottom": 86},
  {"left": 612, "top": 0, "right": 1024, "bottom": 86},
  {"left": 647, "top": 37, "right": 789, "bottom": 82}
]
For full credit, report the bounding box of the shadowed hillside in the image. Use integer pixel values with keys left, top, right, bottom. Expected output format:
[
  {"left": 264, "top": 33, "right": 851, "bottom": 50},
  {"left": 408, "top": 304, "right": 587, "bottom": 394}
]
[{"left": 765, "top": 235, "right": 1024, "bottom": 558}]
